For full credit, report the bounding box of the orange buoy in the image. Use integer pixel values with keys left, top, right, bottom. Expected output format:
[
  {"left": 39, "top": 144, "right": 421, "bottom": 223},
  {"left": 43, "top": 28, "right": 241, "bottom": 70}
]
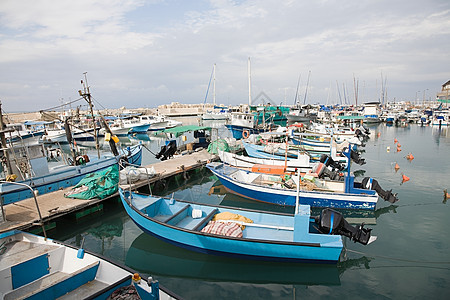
[
  {"left": 406, "top": 153, "right": 414, "bottom": 160},
  {"left": 394, "top": 138, "right": 398, "bottom": 143},
  {"left": 444, "top": 189, "right": 449, "bottom": 200},
  {"left": 396, "top": 147, "right": 402, "bottom": 152},
  {"left": 402, "top": 174, "right": 410, "bottom": 182},
  {"left": 394, "top": 163, "right": 400, "bottom": 171},
  {"left": 397, "top": 143, "right": 401, "bottom": 147},
  {"left": 377, "top": 132, "right": 381, "bottom": 137}
]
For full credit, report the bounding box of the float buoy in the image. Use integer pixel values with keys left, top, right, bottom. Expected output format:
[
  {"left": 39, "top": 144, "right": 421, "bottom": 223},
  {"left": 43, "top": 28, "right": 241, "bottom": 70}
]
[
  {"left": 394, "top": 163, "right": 400, "bottom": 171},
  {"left": 396, "top": 147, "right": 402, "bottom": 152},
  {"left": 394, "top": 138, "right": 398, "bottom": 143},
  {"left": 402, "top": 174, "right": 410, "bottom": 182},
  {"left": 242, "top": 130, "right": 250, "bottom": 139},
  {"left": 397, "top": 143, "right": 401, "bottom": 147},
  {"left": 377, "top": 132, "right": 381, "bottom": 137},
  {"left": 406, "top": 153, "right": 414, "bottom": 160}
]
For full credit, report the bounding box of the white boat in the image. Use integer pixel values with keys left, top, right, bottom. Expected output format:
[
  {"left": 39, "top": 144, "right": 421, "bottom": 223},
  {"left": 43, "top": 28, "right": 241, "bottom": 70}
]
[
  {"left": 3, "top": 123, "right": 45, "bottom": 145},
  {"left": 218, "top": 149, "right": 314, "bottom": 173},
  {"left": 432, "top": 110, "right": 449, "bottom": 126},
  {"left": 0, "top": 230, "right": 177, "bottom": 299}
]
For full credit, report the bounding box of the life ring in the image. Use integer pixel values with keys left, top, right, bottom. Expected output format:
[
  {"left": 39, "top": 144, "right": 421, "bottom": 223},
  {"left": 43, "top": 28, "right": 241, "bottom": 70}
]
[{"left": 242, "top": 130, "right": 250, "bottom": 139}]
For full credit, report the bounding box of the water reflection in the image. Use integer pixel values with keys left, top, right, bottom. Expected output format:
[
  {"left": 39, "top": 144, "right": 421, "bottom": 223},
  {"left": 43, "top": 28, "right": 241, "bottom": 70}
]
[{"left": 126, "top": 233, "right": 341, "bottom": 285}]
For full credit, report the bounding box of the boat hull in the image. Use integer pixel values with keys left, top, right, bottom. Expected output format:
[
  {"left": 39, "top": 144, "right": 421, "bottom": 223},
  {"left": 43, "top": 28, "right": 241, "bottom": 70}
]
[
  {"left": 0, "top": 144, "right": 142, "bottom": 204},
  {"left": 207, "top": 163, "right": 378, "bottom": 210},
  {"left": 120, "top": 190, "right": 343, "bottom": 263}
]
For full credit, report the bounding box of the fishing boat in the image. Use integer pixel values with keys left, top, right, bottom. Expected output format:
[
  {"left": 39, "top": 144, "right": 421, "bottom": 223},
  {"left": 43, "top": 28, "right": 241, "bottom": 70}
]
[
  {"left": 207, "top": 149, "right": 397, "bottom": 210},
  {"left": 99, "top": 116, "right": 152, "bottom": 136},
  {"left": 119, "top": 188, "right": 374, "bottom": 263},
  {"left": 242, "top": 141, "right": 348, "bottom": 163},
  {"left": 218, "top": 149, "right": 314, "bottom": 173},
  {"left": 3, "top": 123, "right": 46, "bottom": 145},
  {"left": 0, "top": 230, "right": 177, "bottom": 299},
  {"left": 0, "top": 143, "right": 142, "bottom": 205}
]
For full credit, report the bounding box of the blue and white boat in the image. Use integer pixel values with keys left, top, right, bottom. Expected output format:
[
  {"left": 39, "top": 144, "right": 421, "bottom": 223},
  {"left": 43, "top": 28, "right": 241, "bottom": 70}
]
[
  {"left": 0, "top": 230, "right": 176, "bottom": 299},
  {"left": 207, "top": 162, "right": 380, "bottom": 210},
  {"left": 0, "top": 144, "right": 142, "bottom": 205},
  {"left": 119, "top": 189, "right": 375, "bottom": 263},
  {"left": 207, "top": 148, "right": 398, "bottom": 210}
]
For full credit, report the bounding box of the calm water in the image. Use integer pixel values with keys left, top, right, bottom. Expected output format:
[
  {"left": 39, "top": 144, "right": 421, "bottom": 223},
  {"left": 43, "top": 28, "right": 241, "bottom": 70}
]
[{"left": 49, "top": 119, "right": 450, "bottom": 299}]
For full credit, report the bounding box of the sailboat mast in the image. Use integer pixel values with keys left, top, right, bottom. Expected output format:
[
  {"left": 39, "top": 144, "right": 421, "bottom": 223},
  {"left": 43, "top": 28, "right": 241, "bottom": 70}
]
[
  {"left": 213, "top": 63, "right": 216, "bottom": 106},
  {"left": 303, "top": 70, "right": 311, "bottom": 105},
  {"left": 248, "top": 57, "right": 252, "bottom": 106}
]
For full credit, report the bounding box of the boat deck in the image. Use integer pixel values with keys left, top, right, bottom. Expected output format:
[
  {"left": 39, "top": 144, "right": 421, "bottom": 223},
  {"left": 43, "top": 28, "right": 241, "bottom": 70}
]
[{"left": 0, "top": 149, "right": 217, "bottom": 234}]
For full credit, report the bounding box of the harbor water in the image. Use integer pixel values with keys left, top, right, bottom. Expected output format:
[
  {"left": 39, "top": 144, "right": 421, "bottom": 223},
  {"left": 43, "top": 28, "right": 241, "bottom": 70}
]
[{"left": 48, "top": 120, "right": 450, "bottom": 299}]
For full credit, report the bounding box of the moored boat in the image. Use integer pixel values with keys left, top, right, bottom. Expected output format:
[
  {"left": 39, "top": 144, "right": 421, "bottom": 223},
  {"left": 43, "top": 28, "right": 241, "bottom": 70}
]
[
  {"left": 119, "top": 188, "right": 375, "bottom": 263},
  {"left": 0, "top": 230, "right": 177, "bottom": 299},
  {"left": 207, "top": 149, "right": 398, "bottom": 210},
  {"left": 0, "top": 143, "right": 142, "bottom": 205}
]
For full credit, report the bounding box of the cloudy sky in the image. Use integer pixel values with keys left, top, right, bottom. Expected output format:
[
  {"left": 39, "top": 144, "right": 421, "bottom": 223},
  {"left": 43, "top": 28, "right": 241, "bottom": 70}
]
[{"left": 0, "top": 0, "right": 449, "bottom": 112}]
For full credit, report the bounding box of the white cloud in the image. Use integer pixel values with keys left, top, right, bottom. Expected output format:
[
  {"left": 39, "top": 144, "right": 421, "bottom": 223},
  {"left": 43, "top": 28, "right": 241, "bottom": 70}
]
[{"left": 0, "top": 0, "right": 449, "bottom": 111}]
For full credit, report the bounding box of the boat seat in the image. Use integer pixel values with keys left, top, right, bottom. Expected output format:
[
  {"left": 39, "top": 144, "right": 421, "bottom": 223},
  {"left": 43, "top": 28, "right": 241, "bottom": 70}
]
[
  {"left": 58, "top": 274, "right": 131, "bottom": 300},
  {"left": 192, "top": 208, "right": 219, "bottom": 231},
  {"left": 164, "top": 204, "right": 190, "bottom": 225},
  {"left": 4, "top": 261, "right": 100, "bottom": 300},
  {"left": 131, "top": 196, "right": 162, "bottom": 211},
  {"left": 0, "top": 241, "right": 61, "bottom": 270}
]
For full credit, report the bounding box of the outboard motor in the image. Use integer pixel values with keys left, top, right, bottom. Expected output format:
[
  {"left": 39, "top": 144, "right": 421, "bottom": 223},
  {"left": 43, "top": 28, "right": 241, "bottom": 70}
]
[
  {"left": 155, "top": 140, "right": 177, "bottom": 161},
  {"left": 342, "top": 147, "right": 366, "bottom": 165},
  {"left": 361, "top": 177, "right": 399, "bottom": 203},
  {"left": 319, "top": 154, "right": 345, "bottom": 171},
  {"left": 315, "top": 208, "right": 373, "bottom": 245},
  {"left": 350, "top": 150, "right": 366, "bottom": 165},
  {"left": 313, "top": 162, "right": 344, "bottom": 181}
]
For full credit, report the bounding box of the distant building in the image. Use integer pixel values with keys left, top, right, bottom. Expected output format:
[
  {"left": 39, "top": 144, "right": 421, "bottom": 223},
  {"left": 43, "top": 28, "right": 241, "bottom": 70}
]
[{"left": 436, "top": 80, "right": 450, "bottom": 103}]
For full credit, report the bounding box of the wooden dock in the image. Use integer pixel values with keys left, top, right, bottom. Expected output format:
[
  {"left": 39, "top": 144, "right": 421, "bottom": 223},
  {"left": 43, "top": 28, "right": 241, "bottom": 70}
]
[{"left": 0, "top": 149, "right": 217, "bottom": 234}]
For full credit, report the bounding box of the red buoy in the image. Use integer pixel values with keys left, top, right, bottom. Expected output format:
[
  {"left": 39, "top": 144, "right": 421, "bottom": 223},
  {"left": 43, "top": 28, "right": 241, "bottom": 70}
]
[{"left": 402, "top": 174, "right": 410, "bottom": 182}]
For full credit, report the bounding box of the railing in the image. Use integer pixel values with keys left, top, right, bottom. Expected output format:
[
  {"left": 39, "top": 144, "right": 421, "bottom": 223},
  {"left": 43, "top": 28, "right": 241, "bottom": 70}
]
[{"left": 0, "top": 180, "right": 47, "bottom": 239}]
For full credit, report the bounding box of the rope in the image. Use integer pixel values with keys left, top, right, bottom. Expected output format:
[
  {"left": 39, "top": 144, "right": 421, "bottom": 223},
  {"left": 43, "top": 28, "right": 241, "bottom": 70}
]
[
  {"left": 346, "top": 249, "right": 450, "bottom": 264},
  {"left": 141, "top": 144, "right": 157, "bottom": 156},
  {"left": 40, "top": 97, "right": 84, "bottom": 112}
]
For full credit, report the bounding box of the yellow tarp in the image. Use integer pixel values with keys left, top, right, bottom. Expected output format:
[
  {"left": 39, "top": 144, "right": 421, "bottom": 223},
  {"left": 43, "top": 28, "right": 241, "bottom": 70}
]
[{"left": 212, "top": 212, "right": 253, "bottom": 229}]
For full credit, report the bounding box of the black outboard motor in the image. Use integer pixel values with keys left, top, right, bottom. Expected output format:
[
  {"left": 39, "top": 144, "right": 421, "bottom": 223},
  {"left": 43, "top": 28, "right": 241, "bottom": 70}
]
[
  {"left": 155, "top": 140, "right": 177, "bottom": 161},
  {"left": 361, "top": 177, "right": 399, "bottom": 203},
  {"left": 341, "top": 147, "right": 366, "bottom": 165},
  {"left": 315, "top": 208, "right": 373, "bottom": 245},
  {"left": 313, "top": 162, "right": 344, "bottom": 181},
  {"left": 319, "top": 154, "right": 345, "bottom": 171},
  {"left": 350, "top": 150, "right": 366, "bottom": 165}
]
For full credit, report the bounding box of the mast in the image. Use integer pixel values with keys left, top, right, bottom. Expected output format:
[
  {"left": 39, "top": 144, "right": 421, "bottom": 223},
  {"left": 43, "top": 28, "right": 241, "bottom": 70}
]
[
  {"left": 294, "top": 74, "right": 301, "bottom": 106},
  {"left": 79, "top": 72, "right": 100, "bottom": 159},
  {"left": 213, "top": 63, "right": 216, "bottom": 106},
  {"left": 0, "top": 101, "right": 13, "bottom": 176},
  {"left": 353, "top": 74, "right": 359, "bottom": 106},
  {"left": 248, "top": 57, "right": 252, "bottom": 106},
  {"left": 303, "top": 70, "right": 311, "bottom": 105}
]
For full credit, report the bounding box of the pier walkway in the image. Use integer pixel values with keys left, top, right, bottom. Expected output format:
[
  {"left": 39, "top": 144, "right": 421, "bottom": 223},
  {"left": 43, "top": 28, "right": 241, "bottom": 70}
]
[{"left": 0, "top": 150, "right": 217, "bottom": 234}]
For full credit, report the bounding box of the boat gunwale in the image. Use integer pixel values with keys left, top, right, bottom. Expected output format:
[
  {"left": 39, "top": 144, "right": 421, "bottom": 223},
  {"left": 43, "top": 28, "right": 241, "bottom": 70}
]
[{"left": 121, "top": 191, "right": 326, "bottom": 248}]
